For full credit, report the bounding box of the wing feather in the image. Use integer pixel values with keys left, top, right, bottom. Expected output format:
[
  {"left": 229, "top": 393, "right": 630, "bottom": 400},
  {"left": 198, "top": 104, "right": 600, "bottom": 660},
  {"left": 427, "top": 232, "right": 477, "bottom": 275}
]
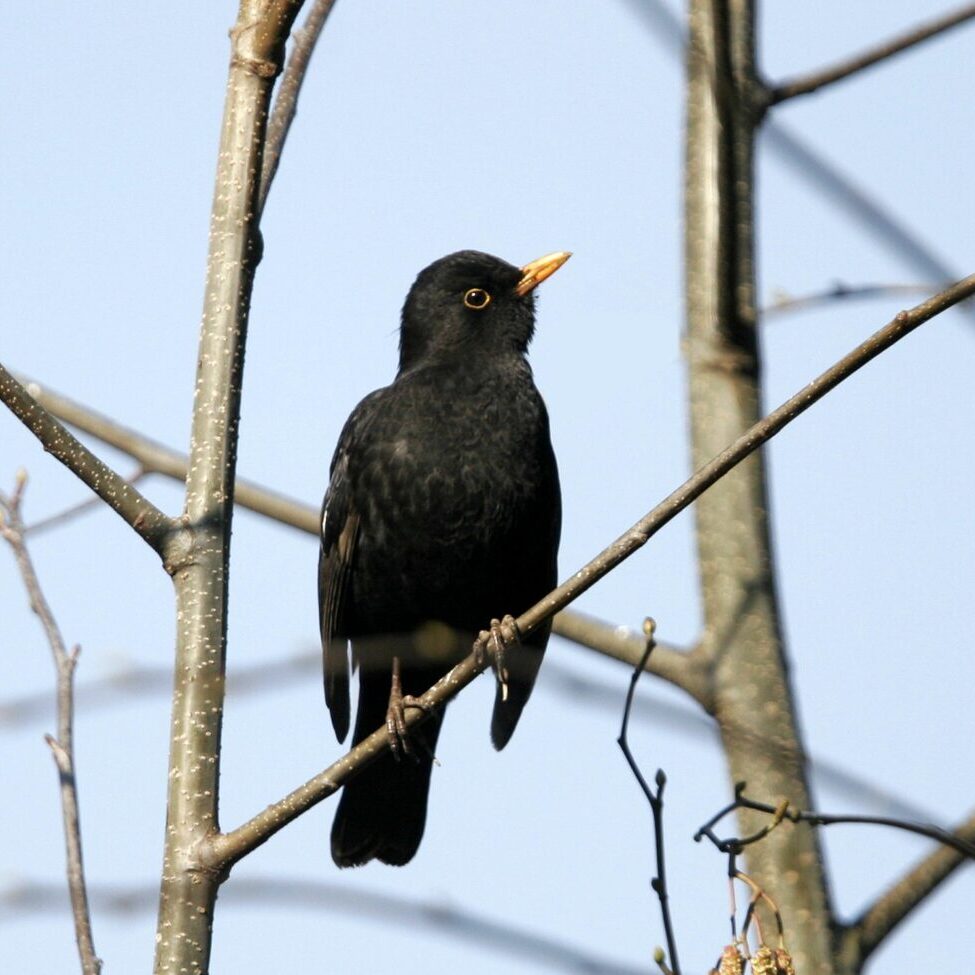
[{"left": 319, "top": 451, "right": 358, "bottom": 742}]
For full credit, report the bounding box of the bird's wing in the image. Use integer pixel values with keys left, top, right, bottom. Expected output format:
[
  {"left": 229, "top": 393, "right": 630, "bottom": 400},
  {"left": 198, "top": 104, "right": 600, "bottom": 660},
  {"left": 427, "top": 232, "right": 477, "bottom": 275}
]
[
  {"left": 319, "top": 449, "right": 358, "bottom": 743},
  {"left": 320, "top": 392, "right": 384, "bottom": 742}
]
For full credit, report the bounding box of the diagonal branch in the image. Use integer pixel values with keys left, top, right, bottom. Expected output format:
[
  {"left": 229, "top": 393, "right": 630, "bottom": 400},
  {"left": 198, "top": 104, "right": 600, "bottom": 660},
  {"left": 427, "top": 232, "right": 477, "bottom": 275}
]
[
  {"left": 0, "top": 477, "right": 101, "bottom": 975},
  {"left": 5, "top": 877, "right": 646, "bottom": 975},
  {"left": 208, "top": 273, "right": 975, "bottom": 870},
  {"left": 622, "top": 0, "right": 972, "bottom": 318},
  {"left": 16, "top": 374, "right": 704, "bottom": 694},
  {"left": 763, "top": 282, "right": 945, "bottom": 320},
  {"left": 18, "top": 376, "right": 315, "bottom": 533},
  {"left": 258, "top": 0, "right": 339, "bottom": 216},
  {"left": 0, "top": 649, "right": 940, "bottom": 827},
  {"left": 837, "top": 808, "right": 975, "bottom": 968},
  {"left": 769, "top": 4, "right": 975, "bottom": 105},
  {"left": 0, "top": 367, "right": 173, "bottom": 554}
]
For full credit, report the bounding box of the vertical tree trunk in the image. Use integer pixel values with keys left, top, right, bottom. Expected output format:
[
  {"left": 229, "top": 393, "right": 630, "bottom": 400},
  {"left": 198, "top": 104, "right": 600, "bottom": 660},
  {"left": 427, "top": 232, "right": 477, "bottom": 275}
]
[
  {"left": 152, "top": 3, "right": 302, "bottom": 972},
  {"left": 683, "top": 1, "right": 838, "bottom": 969}
]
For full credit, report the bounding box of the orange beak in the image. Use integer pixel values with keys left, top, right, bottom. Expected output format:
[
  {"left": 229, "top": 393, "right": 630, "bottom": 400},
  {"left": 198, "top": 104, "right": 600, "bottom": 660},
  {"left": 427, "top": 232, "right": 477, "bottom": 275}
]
[{"left": 514, "top": 251, "right": 572, "bottom": 296}]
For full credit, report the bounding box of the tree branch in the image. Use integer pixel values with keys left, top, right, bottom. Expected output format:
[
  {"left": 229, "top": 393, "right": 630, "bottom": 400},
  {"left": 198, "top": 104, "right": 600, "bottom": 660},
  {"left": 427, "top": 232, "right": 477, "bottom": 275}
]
[
  {"left": 4, "top": 877, "right": 645, "bottom": 975},
  {"left": 769, "top": 4, "right": 975, "bottom": 105},
  {"left": 0, "top": 477, "right": 101, "bottom": 975},
  {"left": 16, "top": 374, "right": 706, "bottom": 693},
  {"left": 153, "top": 3, "right": 304, "bottom": 973},
  {"left": 1, "top": 648, "right": 940, "bottom": 828},
  {"left": 208, "top": 273, "right": 975, "bottom": 871},
  {"left": 684, "top": 1, "right": 833, "bottom": 965},
  {"left": 763, "top": 282, "right": 944, "bottom": 320},
  {"left": 18, "top": 376, "right": 315, "bottom": 533},
  {"left": 23, "top": 468, "right": 147, "bottom": 537},
  {"left": 550, "top": 608, "right": 708, "bottom": 706},
  {"left": 258, "top": 0, "right": 339, "bottom": 216},
  {"left": 838, "top": 808, "right": 975, "bottom": 968},
  {"left": 623, "top": 0, "right": 973, "bottom": 318},
  {"left": 0, "top": 367, "right": 173, "bottom": 554}
]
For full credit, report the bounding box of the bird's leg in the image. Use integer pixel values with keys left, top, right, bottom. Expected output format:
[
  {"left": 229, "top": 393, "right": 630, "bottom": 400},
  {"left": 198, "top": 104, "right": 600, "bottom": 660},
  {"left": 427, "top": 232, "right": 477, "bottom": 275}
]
[
  {"left": 386, "top": 655, "right": 433, "bottom": 761},
  {"left": 474, "top": 615, "right": 521, "bottom": 702}
]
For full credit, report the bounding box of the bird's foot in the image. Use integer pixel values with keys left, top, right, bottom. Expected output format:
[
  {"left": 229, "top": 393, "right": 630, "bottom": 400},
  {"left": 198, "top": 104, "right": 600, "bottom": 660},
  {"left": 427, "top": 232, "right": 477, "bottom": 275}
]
[
  {"left": 475, "top": 615, "right": 521, "bottom": 702},
  {"left": 386, "top": 686, "right": 433, "bottom": 761}
]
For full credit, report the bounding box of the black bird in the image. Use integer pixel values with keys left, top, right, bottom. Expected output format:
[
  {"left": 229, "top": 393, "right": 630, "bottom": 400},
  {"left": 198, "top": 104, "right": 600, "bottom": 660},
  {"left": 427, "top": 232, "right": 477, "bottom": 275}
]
[{"left": 319, "top": 249, "right": 568, "bottom": 867}]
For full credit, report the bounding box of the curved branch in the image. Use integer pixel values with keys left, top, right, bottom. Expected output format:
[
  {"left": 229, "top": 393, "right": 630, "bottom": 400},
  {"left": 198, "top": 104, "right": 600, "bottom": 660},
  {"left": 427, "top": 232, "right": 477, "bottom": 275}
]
[
  {"left": 0, "top": 480, "right": 101, "bottom": 975},
  {"left": 209, "top": 274, "right": 975, "bottom": 870},
  {"left": 769, "top": 4, "right": 975, "bottom": 105},
  {"left": 258, "top": 0, "right": 339, "bottom": 216},
  {"left": 839, "top": 808, "right": 975, "bottom": 966},
  {"left": 0, "top": 367, "right": 172, "bottom": 554},
  {"left": 3, "top": 878, "right": 645, "bottom": 975}
]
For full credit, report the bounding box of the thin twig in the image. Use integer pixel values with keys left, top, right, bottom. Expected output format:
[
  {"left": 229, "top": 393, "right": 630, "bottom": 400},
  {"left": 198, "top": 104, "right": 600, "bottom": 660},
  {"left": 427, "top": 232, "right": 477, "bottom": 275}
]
[
  {"left": 550, "top": 609, "right": 707, "bottom": 704},
  {"left": 2, "top": 877, "right": 645, "bottom": 975},
  {"left": 258, "top": 0, "right": 339, "bottom": 216},
  {"left": 695, "top": 788, "right": 975, "bottom": 861},
  {"left": 770, "top": 4, "right": 975, "bottom": 105},
  {"left": 0, "top": 366, "right": 173, "bottom": 553},
  {"left": 616, "top": 621, "right": 682, "bottom": 975},
  {"left": 0, "top": 477, "right": 101, "bottom": 975},
  {"left": 25, "top": 467, "right": 147, "bottom": 536},
  {"left": 763, "top": 282, "right": 944, "bottom": 320},
  {"left": 209, "top": 273, "right": 975, "bottom": 870}
]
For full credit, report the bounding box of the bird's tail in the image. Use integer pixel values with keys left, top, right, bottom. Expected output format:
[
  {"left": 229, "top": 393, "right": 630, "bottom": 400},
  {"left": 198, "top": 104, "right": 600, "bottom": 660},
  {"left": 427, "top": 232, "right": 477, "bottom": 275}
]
[{"left": 331, "top": 678, "right": 444, "bottom": 868}]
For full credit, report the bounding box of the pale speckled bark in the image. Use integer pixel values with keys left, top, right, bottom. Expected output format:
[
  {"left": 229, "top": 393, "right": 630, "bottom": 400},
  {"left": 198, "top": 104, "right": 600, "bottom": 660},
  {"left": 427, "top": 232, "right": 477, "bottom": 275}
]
[
  {"left": 683, "top": 1, "right": 838, "bottom": 970},
  {"left": 152, "top": 3, "right": 303, "bottom": 973}
]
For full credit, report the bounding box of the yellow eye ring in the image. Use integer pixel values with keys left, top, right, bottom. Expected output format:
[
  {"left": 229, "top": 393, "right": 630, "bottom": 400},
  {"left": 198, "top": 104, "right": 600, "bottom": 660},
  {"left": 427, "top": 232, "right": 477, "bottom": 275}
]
[{"left": 463, "top": 288, "right": 491, "bottom": 310}]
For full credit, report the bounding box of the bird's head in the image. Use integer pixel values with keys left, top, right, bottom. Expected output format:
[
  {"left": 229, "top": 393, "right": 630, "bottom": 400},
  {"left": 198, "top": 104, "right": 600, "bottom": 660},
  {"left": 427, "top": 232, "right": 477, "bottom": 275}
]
[{"left": 398, "top": 249, "right": 570, "bottom": 372}]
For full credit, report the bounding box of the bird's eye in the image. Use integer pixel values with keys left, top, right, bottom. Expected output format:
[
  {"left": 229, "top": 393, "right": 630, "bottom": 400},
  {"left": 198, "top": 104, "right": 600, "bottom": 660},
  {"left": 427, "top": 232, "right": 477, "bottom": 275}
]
[{"left": 463, "top": 288, "right": 491, "bottom": 310}]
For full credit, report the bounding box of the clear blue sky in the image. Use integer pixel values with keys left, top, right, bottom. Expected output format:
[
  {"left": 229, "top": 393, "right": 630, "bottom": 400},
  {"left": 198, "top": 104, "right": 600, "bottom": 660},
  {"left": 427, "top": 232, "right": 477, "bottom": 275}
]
[{"left": 2, "top": 2, "right": 973, "bottom": 973}]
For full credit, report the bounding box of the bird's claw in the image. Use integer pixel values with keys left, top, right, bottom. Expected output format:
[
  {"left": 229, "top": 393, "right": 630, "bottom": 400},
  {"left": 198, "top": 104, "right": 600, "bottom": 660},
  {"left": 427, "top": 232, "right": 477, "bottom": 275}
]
[
  {"left": 475, "top": 615, "right": 521, "bottom": 701},
  {"left": 386, "top": 692, "right": 432, "bottom": 762}
]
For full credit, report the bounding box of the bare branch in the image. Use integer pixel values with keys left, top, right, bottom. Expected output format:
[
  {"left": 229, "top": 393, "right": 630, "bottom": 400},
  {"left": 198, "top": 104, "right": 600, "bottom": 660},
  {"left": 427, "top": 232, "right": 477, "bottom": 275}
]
[
  {"left": 17, "top": 373, "right": 706, "bottom": 689},
  {"left": 762, "top": 283, "right": 946, "bottom": 320},
  {"left": 697, "top": 790, "right": 975, "bottom": 967},
  {"left": 763, "top": 122, "right": 966, "bottom": 293},
  {"left": 0, "top": 367, "right": 173, "bottom": 553},
  {"left": 551, "top": 609, "right": 708, "bottom": 706},
  {"left": 696, "top": 789, "right": 975, "bottom": 861},
  {"left": 153, "top": 2, "right": 305, "bottom": 972},
  {"left": 259, "top": 0, "right": 339, "bottom": 216},
  {"left": 623, "top": 0, "right": 973, "bottom": 317},
  {"left": 769, "top": 4, "right": 975, "bottom": 105},
  {"left": 0, "top": 480, "right": 101, "bottom": 975},
  {"left": 0, "top": 648, "right": 940, "bottom": 827},
  {"left": 3, "top": 877, "right": 645, "bottom": 975},
  {"left": 25, "top": 468, "right": 147, "bottom": 537},
  {"left": 840, "top": 809, "right": 975, "bottom": 967},
  {"left": 209, "top": 274, "right": 975, "bottom": 871},
  {"left": 19, "top": 377, "right": 316, "bottom": 533},
  {"left": 616, "top": 622, "right": 682, "bottom": 975}
]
